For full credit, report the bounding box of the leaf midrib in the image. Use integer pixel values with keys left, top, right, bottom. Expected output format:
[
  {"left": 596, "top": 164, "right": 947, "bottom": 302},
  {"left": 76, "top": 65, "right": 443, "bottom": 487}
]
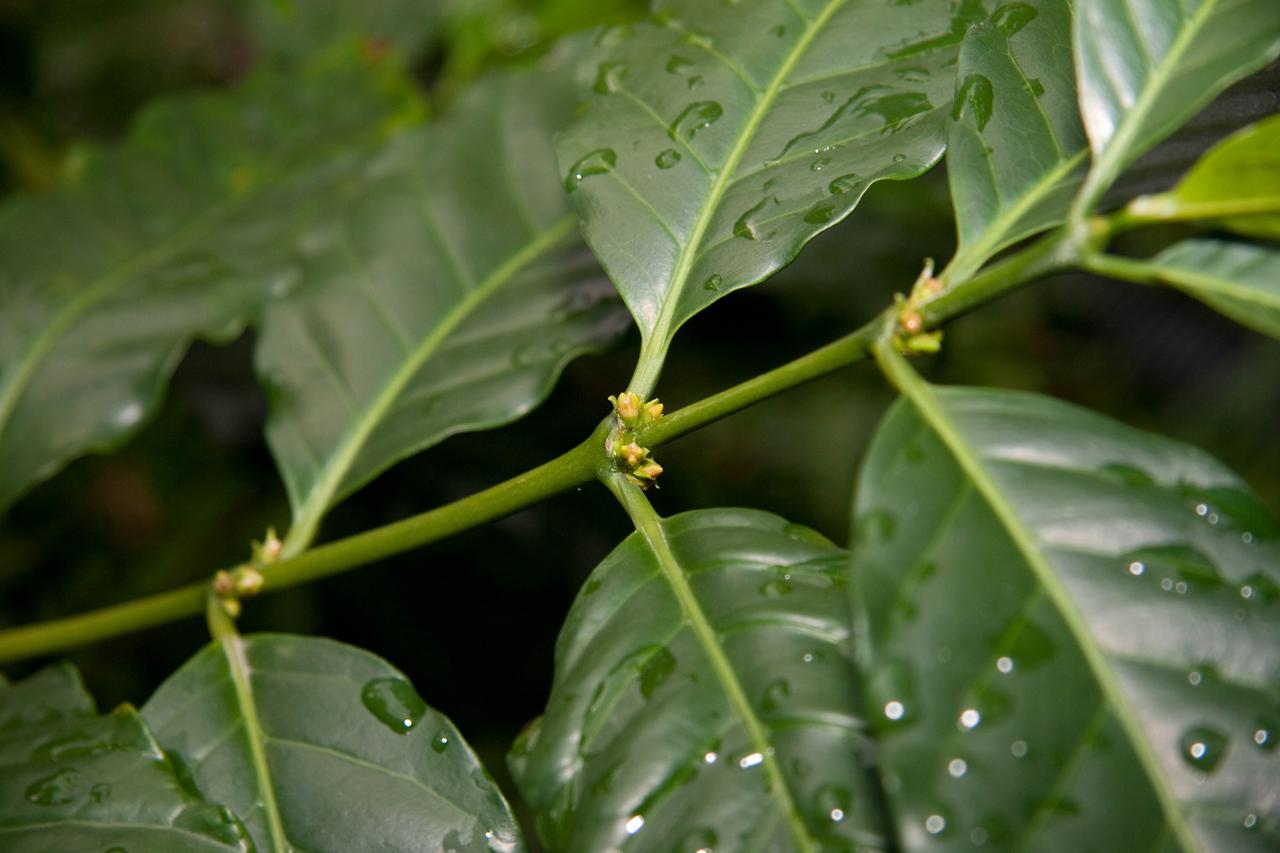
[
  {"left": 280, "top": 214, "right": 577, "bottom": 556},
  {"left": 627, "top": 0, "right": 848, "bottom": 398},
  {"left": 874, "top": 344, "right": 1199, "bottom": 853}
]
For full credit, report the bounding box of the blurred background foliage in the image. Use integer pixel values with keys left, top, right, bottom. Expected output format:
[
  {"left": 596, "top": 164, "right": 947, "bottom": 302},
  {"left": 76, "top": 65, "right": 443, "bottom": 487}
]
[{"left": 1, "top": 0, "right": 1277, "bottom": 828}]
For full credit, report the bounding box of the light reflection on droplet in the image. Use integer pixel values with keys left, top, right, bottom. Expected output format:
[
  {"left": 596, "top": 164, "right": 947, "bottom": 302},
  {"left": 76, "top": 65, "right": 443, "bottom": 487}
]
[
  {"left": 1188, "top": 671, "right": 1202, "bottom": 686},
  {"left": 625, "top": 815, "right": 645, "bottom": 835},
  {"left": 1195, "top": 503, "right": 1209, "bottom": 517},
  {"left": 996, "top": 656, "right": 1013, "bottom": 674},
  {"left": 1189, "top": 742, "right": 1207, "bottom": 760},
  {"left": 1242, "top": 532, "right": 1255, "bottom": 544},
  {"left": 959, "top": 709, "right": 981, "bottom": 730},
  {"left": 1161, "top": 578, "right": 1174, "bottom": 591},
  {"left": 1011, "top": 740, "right": 1028, "bottom": 758},
  {"left": 925, "top": 814, "right": 946, "bottom": 835},
  {"left": 884, "top": 701, "right": 905, "bottom": 721},
  {"left": 948, "top": 758, "right": 967, "bottom": 778},
  {"left": 1241, "top": 585, "right": 1255, "bottom": 600},
  {"left": 739, "top": 752, "right": 763, "bottom": 769},
  {"left": 1175, "top": 581, "right": 1188, "bottom": 595},
  {"left": 1254, "top": 729, "right": 1270, "bottom": 748},
  {"left": 830, "top": 807, "right": 845, "bottom": 822},
  {"left": 704, "top": 751, "right": 717, "bottom": 764},
  {"left": 1128, "top": 561, "right": 1145, "bottom": 576},
  {"left": 1244, "top": 813, "right": 1258, "bottom": 829}
]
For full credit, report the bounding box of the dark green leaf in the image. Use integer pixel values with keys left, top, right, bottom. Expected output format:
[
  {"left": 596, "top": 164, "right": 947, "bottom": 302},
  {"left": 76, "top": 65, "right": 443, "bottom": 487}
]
[
  {"left": 1144, "top": 239, "right": 1280, "bottom": 339},
  {"left": 141, "top": 633, "right": 523, "bottom": 853},
  {"left": 1127, "top": 115, "right": 1280, "bottom": 238},
  {"left": 852, "top": 380, "right": 1280, "bottom": 851},
  {"left": 560, "top": 0, "right": 988, "bottom": 395},
  {"left": 258, "top": 58, "right": 626, "bottom": 554},
  {"left": 0, "top": 49, "right": 421, "bottom": 516},
  {"left": 511, "top": 508, "right": 889, "bottom": 852},
  {"left": 945, "top": 0, "right": 1087, "bottom": 283},
  {"left": 0, "top": 663, "right": 252, "bottom": 852},
  {"left": 247, "top": 0, "right": 441, "bottom": 62},
  {"left": 1072, "top": 0, "right": 1280, "bottom": 215}
]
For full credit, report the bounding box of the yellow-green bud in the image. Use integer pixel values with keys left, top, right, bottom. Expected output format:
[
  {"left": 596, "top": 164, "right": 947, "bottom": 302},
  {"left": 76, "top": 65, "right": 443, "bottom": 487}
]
[
  {"left": 644, "top": 400, "right": 664, "bottom": 422},
  {"left": 620, "top": 442, "right": 647, "bottom": 467},
  {"left": 614, "top": 391, "right": 642, "bottom": 423},
  {"left": 233, "top": 568, "right": 265, "bottom": 598},
  {"left": 212, "top": 570, "right": 235, "bottom": 596}
]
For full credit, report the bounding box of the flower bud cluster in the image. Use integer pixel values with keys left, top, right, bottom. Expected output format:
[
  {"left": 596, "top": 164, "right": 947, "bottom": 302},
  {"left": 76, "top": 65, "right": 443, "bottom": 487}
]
[
  {"left": 606, "top": 392, "right": 664, "bottom": 489},
  {"left": 211, "top": 527, "right": 281, "bottom": 618}
]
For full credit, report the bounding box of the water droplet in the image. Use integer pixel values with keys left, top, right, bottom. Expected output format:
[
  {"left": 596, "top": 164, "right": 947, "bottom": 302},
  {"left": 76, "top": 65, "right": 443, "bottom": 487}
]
[
  {"left": 594, "top": 61, "right": 626, "bottom": 94},
  {"left": 802, "top": 652, "right": 815, "bottom": 663},
  {"left": 26, "top": 768, "right": 78, "bottom": 805},
  {"left": 803, "top": 203, "right": 837, "bottom": 224},
  {"left": 996, "top": 656, "right": 1014, "bottom": 674},
  {"left": 896, "top": 65, "right": 930, "bottom": 84},
  {"left": 704, "top": 750, "right": 718, "bottom": 764},
  {"left": 959, "top": 709, "right": 981, "bottom": 730},
  {"left": 948, "top": 758, "right": 968, "bottom": 778},
  {"left": 1244, "top": 813, "right": 1258, "bottom": 829},
  {"left": 655, "top": 148, "right": 682, "bottom": 169},
  {"left": 734, "top": 197, "right": 773, "bottom": 240},
  {"left": 1188, "top": 670, "right": 1202, "bottom": 686},
  {"left": 951, "top": 74, "right": 994, "bottom": 131},
  {"left": 115, "top": 402, "right": 143, "bottom": 428},
  {"left": 761, "top": 678, "right": 791, "bottom": 711},
  {"left": 821, "top": 90, "right": 835, "bottom": 103},
  {"left": 857, "top": 508, "right": 896, "bottom": 544},
  {"left": 432, "top": 731, "right": 451, "bottom": 753},
  {"left": 884, "top": 700, "right": 905, "bottom": 721},
  {"left": 1027, "top": 77, "right": 1045, "bottom": 97},
  {"left": 1007, "top": 619, "right": 1055, "bottom": 669},
  {"left": 1196, "top": 503, "right": 1210, "bottom": 517},
  {"left": 665, "top": 55, "right": 695, "bottom": 76},
  {"left": 361, "top": 677, "right": 427, "bottom": 735},
  {"left": 90, "top": 782, "right": 111, "bottom": 802},
  {"left": 925, "top": 814, "right": 947, "bottom": 835},
  {"left": 1161, "top": 578, "right": 1174, "bottom": 591},
  {"left": 771, "top": 24, "right": 786, "bottom": 37},
  {"left": 639, "top": 647, "right": 677, "bottom": 699},
  {"left": 564, "top": 149, "right": 617, "bottom": 192},
  {"left": 759, "top": 568, "right": 794, "bottom": 597},
  {"left": 1128, "top": 561, "right": 1145, "bottom": 576},
  {"left": 738, "top": 751, "right": 764, "bottom": 769},
  {"left": 1254, "top": 724, "right": 1276, "bottom": 751},
  {"left": 1010, "top": 739, "right": 1028, "bottom": 758},
  {"left": 702, "top": 274, "right": 723, "bottom": 292},
  {"left": 992, "top": 3, "right": 1039, "bottom": 36},
  {"left": 815, "top": 784, "right": 852, "bottom": 823},
  {"left": 669, "top": 101, "right": 723, "bottom": 141},
  {"left": 1180, "top": 725, "right": 1228, "bottom": 772},
  {"left": 625, "top": 814, "right": 645, "bottom": 835},
  {"left": 828, "top": 173, "right": 862, "bottom": 195},
  {"left": 810, "top": 156, "right": 831, "bottom": 172},
  {"left": 892, "top": 153, "right": 907, "bottom": 163}
]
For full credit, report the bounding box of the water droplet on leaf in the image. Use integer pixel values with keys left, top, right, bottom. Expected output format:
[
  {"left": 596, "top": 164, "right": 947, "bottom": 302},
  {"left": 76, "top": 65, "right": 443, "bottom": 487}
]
[
  {"left": 564, "top": 149, "right": 617, "bottom": 192},
  {"left": 1180, "top": 725, "right": 1228, "bottom": 772},
  {"left": 669, "top": 101, "right": 723, "bottom": 141},
  {"left": 992, "top": 3, "right": 1039, "bottom": 36},
  {"left": 361, "top": 677, "right": 427, "bottom": 735},
  {"left": 952, "top": 74, "right": 994, "bottom": 130},
  {"left": 655, "top": 148, "right": 682, "bottom": 169}
]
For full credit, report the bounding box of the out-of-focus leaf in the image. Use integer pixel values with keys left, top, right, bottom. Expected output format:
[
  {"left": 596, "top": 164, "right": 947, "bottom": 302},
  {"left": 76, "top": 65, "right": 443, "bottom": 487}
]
[
  {"left": 559, "top": 0, "right": 988, "bottom": 396},
  {"left": 0, "top": 49, "right": 422, "bottom": 517},
  {"left": 945, "top": 0, "right": 1087, "bottom": 283},
  {"left": 258, "top": 57, "right": 626, "bottom": 554},
  {"left": 247, "top": 0, "right": 441, "bottom": 62},
  {"left": 1127, "top": 115, "right": 1280, "bottom": 238},
  {"left": 853, "top": 368, "right": 1280, "bottom": 851},
  {"left": 511, "top": 508, "right": 890, "bottom": 851},
  {"left": 1072, "top": 0, "right": 1280, "bottom": 215},
  {"left": 142, "top": 633, "right": 523, "bottom": 853},
  {"left": 0, "top": 663, "right": 252, "bottom": 852}
]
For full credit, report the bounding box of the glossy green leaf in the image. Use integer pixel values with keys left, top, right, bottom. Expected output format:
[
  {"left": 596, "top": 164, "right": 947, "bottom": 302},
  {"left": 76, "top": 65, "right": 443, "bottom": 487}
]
[
  {"left": 1072, "top": 0, "right": 1280, "bottom": 216},
  {"left": 0, "top": 663, "right": 252, "bottom": 852},
  {"left": 945, "top": 0, "right": 1087, "bottom": 283},
  {"left": 852, "top": 377, "right": 1280, "bottom": 851},
  {"left": 561, "top": 0, "right": 990, "bottom": 396},
  {"left": 510, "top": 508, "right": 889, "bottom": 852},
  {"left": 0, "top": 49, "right": 421, "bottom": 516},
  {"left": 142, "top": 633, "right": 523, "bottom": 853},
  {"left": 247, "top": 0, "right": 441, "bottom": 62},
  {"left": 1143, "top": 239, "right": 1280, "bottom": 340},
  {"left": 258, "top": 59, "right": 626, "bottom": 554},
  {"left": 1128, "top": 115, "right": 1280, "bottom": 238}
]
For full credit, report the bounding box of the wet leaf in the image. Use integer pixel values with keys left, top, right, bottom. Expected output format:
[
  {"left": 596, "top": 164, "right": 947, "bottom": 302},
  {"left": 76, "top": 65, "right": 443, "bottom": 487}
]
[
  {"left": 945, "top": 0, "right": 1087, "bottom": 282},
  {"left": 258, "top": 57, "right": 626, "bottom": 553},
  {"left": 0, "top": 663, "right": 252, "bottom": 851},
  {"left": 1072, "top": 0, "right": 1280, "bottom": 214},
  {"left": 141, "top": 633, "right": 522, "bottom": 853},
  {"left": 561, "top": 0, "right": 988, "bottom": 395},
  {"left": 0, "top": 48, "right": 422, "bottom": 516},
  {"left": 852, "top": 377, "right": 1280, "bottom": 851},
  {"left": 511, "top": 508, "right": 889, "bottom": 852}
]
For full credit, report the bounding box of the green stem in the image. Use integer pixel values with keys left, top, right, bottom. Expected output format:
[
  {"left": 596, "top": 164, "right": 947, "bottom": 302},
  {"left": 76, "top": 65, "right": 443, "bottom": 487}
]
[
  {"left": 604, "top": 474, "right": 815, "bottom": 852},
  {"left": 0, "top": 229, "right": 1070, "bottom": 665}
]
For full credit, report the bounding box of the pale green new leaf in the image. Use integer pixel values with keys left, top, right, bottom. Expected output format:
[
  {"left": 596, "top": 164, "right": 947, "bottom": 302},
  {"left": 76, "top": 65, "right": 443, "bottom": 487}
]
[
  {"left": 510, "top": 508, "right": 890, "bottom": 852},
  {"left": 0, "top": 663, "right": 253, "bottom": 852},
  {"left": 560, "top": 0, "right": 991, "bottom": 396},
  {"left": 1072, "top": 0, "right": 1280, "bottom": 216},
  {"left": 0, "top": 50, "right": 421, "bottom": 516},
  {"left": 1128, "top": 115, "right": 1280, "bottom": 238},
  {"left": 1142, "top": 239, "right": 1280, "bottom": 340},
  {"left": 852, "top": 374, "right": 1280, "bottom": 851},
  {"left": 945, "top": 0, "right": 1087, "bottom": 283},
  {"left": 258, "top": 59, "right": 626, "bottom": 554},
  {"left": 142, "top": 633, "right": 523, "bottom": 853}
]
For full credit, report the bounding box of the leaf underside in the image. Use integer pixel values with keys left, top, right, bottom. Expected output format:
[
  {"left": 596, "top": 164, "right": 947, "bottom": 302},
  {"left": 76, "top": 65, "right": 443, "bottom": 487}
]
[
  {"left": 1147, "top": 239, "right": 1280, "bottom": 341},
  {"left": 511, "top": 508, "right": 889, "bottom": 852},
  {"left": 142, "top": 633, "right": 523, "bottom": 853},
  {"left": 852, "top": 387, "right": 1280, "bottom": 851}
]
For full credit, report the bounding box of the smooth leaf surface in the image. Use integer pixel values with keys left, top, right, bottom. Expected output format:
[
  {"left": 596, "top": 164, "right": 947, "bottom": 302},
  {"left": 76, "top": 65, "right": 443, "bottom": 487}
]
[
  {"left": 1072, "top": 0, "right": 1280, "bottom": 215},
  {"left": 945, "top": 0, "right": 1087, "bottom": 283},
  {"left": 0, "top": 49, "right": 420, "bottom": 516},
  {"left": 1129, "top": 115, "right": 1280, "bottom": 238},
  {"left": 1143, "top": 239, "right": 1280, "bottom": 340},
  {"left": 510, "top": 508, "right": 889, "bottom": 852},
  {"left": 0, "top": 663, "right": 252, "bottom": 852},
  {"left": 852, "top": 381, "right": 1280, "bottom": 851},
  {"left": 142, "top": 633, "right": 523, "bottom": 853},
  {"left": 258, "top": 59, "right": 626, "bottom": 553},
  {"left": 561, "top": 0, "right": 990, "bottom": 395}
]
